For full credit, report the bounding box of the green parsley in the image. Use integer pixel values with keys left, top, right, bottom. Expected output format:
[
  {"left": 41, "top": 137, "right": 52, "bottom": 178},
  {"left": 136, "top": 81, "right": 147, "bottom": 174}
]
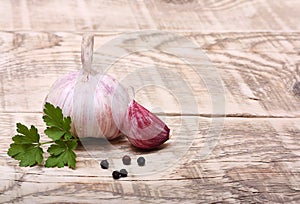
[
  {"left": 43, "top": 102, "right": 72, "bottom": 141},
  {"left": 7, "top": 123, "right": 43, "bottom": 167},
  {"left": 45, "top": 140, "right": 77, "bottom": 168},
  {"left": 7, "top": 102, "right": 78, "bottom": 169}
]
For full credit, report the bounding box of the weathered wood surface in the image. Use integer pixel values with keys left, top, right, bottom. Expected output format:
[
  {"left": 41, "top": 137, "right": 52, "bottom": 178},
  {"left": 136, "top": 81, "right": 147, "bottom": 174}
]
[
  {"left": 1, "top": 114, "right": 300, "bottom": 203},
  {"left": 0, "top": 0, "right": 299, "bottom": 31},
  {"left": 1, "top": 31, "right": 300, "bottom": 117},
  {"left": 0, "top": 0, "right": 300, "bottom": 203}
]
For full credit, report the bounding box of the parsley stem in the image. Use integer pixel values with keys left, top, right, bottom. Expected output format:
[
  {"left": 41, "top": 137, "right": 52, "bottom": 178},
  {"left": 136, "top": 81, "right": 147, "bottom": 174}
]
[{"left": 40, "top": 141, "right": 55, "bottom": 145}]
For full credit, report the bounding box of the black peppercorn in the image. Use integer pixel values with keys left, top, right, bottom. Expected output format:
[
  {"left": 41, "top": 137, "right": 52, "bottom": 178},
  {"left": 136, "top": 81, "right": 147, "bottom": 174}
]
[
  {"left": 112, "top": 171, "right": 120, "bottom": 179},
  {"left": 137, "top": 156, "right": 145, "bottom": 166},
  {"left": 100, "top": 160, "right": 109, "bottom": 169},
  {"left": 119, "top": 169, "right": 128, "bottom": 177},
  {"left": 122, "top": 155, "right": 131, "bottom": 165}
]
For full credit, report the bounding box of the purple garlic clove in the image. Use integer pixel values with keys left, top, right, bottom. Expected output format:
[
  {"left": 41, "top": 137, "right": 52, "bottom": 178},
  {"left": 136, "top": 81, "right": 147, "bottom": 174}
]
[{"left": 121, "top": 100, "right": 170, "bottom": 149}]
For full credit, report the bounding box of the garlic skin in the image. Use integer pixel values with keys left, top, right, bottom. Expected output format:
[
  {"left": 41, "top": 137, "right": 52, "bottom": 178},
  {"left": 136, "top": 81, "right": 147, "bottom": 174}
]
[
  {"left": 121, "top": 100, "right": 170, "bottom": 149},
  {"left": 45, "top": 72, "right": 129, "bottom": 140},
  {"left": 44, "top": 71, "right": 78, "bottom": 133},
  {"left": 44, "top": 71, "right": 78, "bottom": 116}
]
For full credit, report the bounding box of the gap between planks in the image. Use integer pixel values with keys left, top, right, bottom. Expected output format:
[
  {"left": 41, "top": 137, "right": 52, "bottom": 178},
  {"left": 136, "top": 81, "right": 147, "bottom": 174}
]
[{"left": 0, "top": 110, "right": 299, "bottom": 118}]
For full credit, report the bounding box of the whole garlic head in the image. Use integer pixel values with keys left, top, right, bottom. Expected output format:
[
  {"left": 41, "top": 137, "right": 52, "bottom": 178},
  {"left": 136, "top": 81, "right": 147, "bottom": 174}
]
[
  {"left": 45, "top": 34, "right": 129, "bottom": 140},
  {"left": 45, "top": 72, "right": 129, "bottom": 140}
]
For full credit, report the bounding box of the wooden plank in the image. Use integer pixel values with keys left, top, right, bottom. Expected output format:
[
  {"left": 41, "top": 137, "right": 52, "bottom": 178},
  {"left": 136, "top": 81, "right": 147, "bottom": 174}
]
[
  {"left": 1, "top": 178, "right": 299, "bottom": 203},
  {"left": 0, "top": 0, "right": 299, "bottom": 31},
  {"left": 144, "top": 0, "right": 300, "bottom": 31},
  {"left": 0, "top": 113, "right": 299, "bottom": 203},
  {"left": 0, "top": 0, "right": 155, "bottom": 31},
  {"left": 0, "top": 1, "right": 299, "bottom": 203},
  {"left": 0, "top": 31, "right": 300, "bottom": 116}
]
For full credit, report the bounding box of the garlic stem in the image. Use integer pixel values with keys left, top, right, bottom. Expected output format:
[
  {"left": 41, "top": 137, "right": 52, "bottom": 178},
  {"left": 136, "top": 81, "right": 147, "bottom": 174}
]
[
  {"left": 39, "top": 141, "right": 55, "bottom": 145},
  {"left": 81, "top": 33, "right": 95, "bottom": 76},
  {"left": 127, "top": 86, "right": 135, "bottom": 101}
]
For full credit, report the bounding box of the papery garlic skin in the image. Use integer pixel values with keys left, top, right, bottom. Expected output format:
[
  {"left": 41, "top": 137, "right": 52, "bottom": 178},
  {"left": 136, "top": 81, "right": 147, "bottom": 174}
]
[
  {"left": 121, "top": 100, "right": 170, "bottom": 149},
  {"left": 93, "top": 74, "right": 129, "bottom": 140},
  {"left": 45, "top": 72, "right": 129, "bottom": 140},
  {"left": 45, "top": 71, "right": 78, "bottom": 134}
]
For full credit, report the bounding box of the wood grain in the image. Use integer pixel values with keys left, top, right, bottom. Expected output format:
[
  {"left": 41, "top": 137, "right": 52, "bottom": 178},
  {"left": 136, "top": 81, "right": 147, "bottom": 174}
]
[
  {"left": 0, "top": 113, "right": 299, "bottom": 203},
  {"left": 1, "top": 0, "right": 300, "bottom": 203},
  {"left": 0, "top": 31, "right": 300, "bottom": 117},
  {"left": 0, "top": 0, "right": 299, "bottom": 31},
  {"left": 1, "top": 31, "right": 299, "bottom": 203}
]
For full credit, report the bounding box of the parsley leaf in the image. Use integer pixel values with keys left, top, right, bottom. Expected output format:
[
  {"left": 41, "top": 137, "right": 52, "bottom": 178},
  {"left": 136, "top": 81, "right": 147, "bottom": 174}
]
[
  {"left": 45, "top": 139, "right": 77, "bottom": 169},
  {"left": 43, "top": 102, "right": 77, "bottom": 169},
  {"left": 7, "top": 102, "right": 78, "bottom": 169},
  {"left": 44, "top": 127, "right": 66, "bottom": 141},
  {"left": 7, "top": 123, "right": 43, "bottom": 167},
  {"left": 43, "top": 102, "right": 72, "bottom": 141}
]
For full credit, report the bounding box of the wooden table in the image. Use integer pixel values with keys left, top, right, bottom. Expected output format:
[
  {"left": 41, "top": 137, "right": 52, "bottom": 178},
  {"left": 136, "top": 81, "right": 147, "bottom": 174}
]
[{"left": 1, "top": 0, "right": 299, "bottom": 203}]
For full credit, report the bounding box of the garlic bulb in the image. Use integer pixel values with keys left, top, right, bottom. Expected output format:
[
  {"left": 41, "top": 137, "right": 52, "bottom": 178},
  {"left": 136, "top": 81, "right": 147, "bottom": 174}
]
[
  {"left": 45, "top": 34, "right": 129, "bottom": 140},
  {"left": 45, "top": 34, "right": 170, "bottom": 149}
]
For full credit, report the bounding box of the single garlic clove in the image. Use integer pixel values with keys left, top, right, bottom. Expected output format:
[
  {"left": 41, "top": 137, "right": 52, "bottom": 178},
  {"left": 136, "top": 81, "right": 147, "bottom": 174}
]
[{"left": 121, "top": 100, "right": 170, "bottom": 149}]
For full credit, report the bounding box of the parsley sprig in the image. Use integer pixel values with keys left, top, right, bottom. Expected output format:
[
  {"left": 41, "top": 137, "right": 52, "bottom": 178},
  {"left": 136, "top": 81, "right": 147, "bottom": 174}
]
[{"left": 7, "top": 102, "right": 78, "bottom": 169}]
